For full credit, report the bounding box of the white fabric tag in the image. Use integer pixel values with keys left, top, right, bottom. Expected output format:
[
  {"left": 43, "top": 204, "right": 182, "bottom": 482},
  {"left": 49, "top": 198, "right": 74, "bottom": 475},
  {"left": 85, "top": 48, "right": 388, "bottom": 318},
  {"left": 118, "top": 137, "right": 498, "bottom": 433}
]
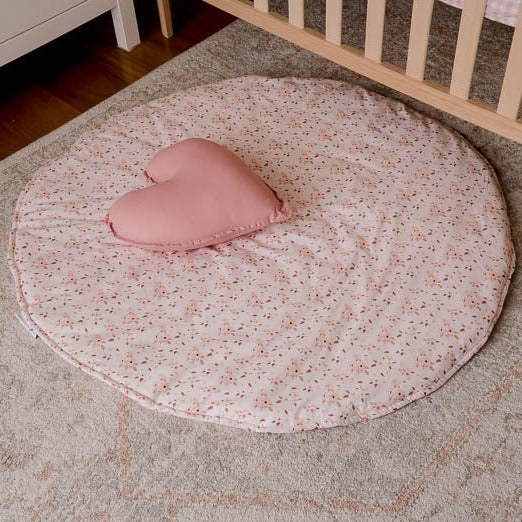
[{"left": 16, "top": 313, "right": 38, "bottom": 339}]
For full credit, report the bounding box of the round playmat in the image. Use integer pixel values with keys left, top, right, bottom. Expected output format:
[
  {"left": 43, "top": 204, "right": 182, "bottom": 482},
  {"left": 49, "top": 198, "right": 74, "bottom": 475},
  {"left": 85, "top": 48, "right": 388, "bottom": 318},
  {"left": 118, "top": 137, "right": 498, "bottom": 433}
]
[{"left": 10, "top": 77, "right": 514, "bottom": 432}]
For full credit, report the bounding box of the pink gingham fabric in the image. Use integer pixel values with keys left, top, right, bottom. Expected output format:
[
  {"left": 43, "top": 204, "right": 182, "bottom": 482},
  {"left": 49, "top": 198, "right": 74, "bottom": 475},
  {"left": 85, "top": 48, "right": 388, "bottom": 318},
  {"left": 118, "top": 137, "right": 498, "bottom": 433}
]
[
  {"left": 439, "top": 0, "right": 520, "bottom": 26},
  {"left": 9, "top": 77, "right": 515, "bottom": 432}
]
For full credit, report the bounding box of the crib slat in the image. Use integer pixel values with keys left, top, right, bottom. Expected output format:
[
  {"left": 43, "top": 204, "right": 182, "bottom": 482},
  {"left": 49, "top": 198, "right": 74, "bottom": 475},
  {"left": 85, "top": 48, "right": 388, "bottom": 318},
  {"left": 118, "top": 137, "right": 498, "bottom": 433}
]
[
  {"left": 326, "top": 0, "right": 343, "bottom": 45},
  {"left": 449, "top": 0, "right": 486, "bottom": 99},
  {"left": 254, "top": 0, "right": 269, "bottom": 12},
  {"left": 498, "top": 9, "right": 522, "bottom": 118},
  {"left": 406, "top": 0, "right": 434, "bottom": 80},
  {"left": 288, "top": 0, "right": 304, "bottom": 28},
  {"left": 365, "top": 0, "right": 386, "bottom": 62}
]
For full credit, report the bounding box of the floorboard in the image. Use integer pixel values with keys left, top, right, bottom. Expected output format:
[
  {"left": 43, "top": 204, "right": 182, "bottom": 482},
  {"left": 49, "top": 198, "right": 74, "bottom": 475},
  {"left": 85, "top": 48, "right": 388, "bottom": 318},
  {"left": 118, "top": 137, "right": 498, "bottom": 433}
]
[{"left": 0, "top": 1, "right": 235, "bottom": 159}]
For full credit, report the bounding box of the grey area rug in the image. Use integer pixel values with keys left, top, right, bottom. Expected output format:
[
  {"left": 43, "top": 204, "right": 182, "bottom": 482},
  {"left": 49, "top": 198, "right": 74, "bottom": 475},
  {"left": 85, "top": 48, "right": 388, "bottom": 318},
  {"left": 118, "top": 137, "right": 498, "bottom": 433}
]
[{"left": 1, "top": 4, "right": 521, "bottom": 521}]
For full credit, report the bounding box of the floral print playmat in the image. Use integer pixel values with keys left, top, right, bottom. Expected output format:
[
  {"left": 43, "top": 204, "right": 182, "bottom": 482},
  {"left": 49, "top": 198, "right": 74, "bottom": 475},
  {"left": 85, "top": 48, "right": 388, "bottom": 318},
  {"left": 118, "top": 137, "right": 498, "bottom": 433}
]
[{"left": 9, "top": 77, "right": 515, "bottom": 432}]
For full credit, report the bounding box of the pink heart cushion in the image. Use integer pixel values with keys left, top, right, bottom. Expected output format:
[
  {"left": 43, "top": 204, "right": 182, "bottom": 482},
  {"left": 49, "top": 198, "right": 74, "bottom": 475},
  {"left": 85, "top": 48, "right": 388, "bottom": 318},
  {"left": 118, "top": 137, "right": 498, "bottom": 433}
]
[{"left": 107, "top": 138, "right": 290, "bottom": 251}]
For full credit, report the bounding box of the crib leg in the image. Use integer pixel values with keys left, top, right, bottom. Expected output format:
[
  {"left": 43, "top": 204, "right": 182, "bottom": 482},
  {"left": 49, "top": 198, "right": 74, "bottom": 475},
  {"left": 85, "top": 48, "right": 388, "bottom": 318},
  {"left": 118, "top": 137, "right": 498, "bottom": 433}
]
[
  {"left": 157, "top": 0, "right": 174, "bottom": 38},
  {"left": 111, "top": 0, "right": 141, "bottom": 51}
]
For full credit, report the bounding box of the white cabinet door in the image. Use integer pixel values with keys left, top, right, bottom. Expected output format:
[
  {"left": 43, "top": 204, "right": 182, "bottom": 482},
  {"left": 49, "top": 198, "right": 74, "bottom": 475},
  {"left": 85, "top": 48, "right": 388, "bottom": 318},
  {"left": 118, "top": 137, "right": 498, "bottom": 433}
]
[{"left": 0, "top": 0, "right": 85, "bottom": 42}]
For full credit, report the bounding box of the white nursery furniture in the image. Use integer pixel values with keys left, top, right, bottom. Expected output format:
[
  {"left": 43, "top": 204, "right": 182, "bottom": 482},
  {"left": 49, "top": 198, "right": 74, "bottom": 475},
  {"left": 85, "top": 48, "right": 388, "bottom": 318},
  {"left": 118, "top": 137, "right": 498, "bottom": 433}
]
[{"left": 0, "top": 0, "right": 140, "bottom": 67}]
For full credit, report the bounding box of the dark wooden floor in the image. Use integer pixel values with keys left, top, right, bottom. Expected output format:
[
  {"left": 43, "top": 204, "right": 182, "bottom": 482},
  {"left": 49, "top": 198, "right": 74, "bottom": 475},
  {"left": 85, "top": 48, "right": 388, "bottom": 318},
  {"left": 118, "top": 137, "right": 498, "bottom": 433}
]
[{"left": 0, "top": 1, "right": 235, "bottom": 160}]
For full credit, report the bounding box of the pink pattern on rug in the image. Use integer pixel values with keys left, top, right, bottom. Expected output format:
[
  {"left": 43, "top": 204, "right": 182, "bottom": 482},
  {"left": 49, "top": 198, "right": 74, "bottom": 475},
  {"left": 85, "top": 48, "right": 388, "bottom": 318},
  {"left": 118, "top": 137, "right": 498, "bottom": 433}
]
[{"left": 9, "top": 77, "right": 515, "bottom": 432}]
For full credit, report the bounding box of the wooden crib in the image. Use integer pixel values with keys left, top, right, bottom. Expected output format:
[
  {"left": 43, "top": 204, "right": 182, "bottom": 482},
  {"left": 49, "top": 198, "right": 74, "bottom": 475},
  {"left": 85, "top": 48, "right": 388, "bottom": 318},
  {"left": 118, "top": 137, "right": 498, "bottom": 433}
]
[{"left": 160, "top": 0, "right": 522, "bottom": 144}]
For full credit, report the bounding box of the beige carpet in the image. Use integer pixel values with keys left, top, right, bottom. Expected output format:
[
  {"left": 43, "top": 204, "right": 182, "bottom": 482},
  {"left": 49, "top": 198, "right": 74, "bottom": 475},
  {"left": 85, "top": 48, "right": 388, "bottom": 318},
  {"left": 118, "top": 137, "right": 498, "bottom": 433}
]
[{"left": 1, "top": 3, "right": 521, "bottom": 520}]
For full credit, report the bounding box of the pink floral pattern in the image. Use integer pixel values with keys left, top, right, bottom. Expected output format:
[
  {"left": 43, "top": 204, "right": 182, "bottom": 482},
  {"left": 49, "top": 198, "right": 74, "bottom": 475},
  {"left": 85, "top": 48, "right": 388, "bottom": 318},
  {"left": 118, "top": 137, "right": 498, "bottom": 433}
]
[{"left": 9, "top": 77, "right": 515, "bottom": 432}]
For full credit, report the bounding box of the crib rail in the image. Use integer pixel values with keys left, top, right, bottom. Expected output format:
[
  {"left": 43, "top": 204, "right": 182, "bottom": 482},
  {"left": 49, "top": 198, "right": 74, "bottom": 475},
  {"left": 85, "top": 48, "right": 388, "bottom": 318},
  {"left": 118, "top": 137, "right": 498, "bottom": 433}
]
[{"left": 203, "top": 0, "right": 522, "bottom": 144}]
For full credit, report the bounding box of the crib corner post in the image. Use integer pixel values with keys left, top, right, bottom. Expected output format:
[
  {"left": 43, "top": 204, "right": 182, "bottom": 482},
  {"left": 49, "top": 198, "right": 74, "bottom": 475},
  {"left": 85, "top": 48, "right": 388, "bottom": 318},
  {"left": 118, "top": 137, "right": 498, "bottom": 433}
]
[{"left": 157, "top": 0, "right": 175, "bottom": 38}]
